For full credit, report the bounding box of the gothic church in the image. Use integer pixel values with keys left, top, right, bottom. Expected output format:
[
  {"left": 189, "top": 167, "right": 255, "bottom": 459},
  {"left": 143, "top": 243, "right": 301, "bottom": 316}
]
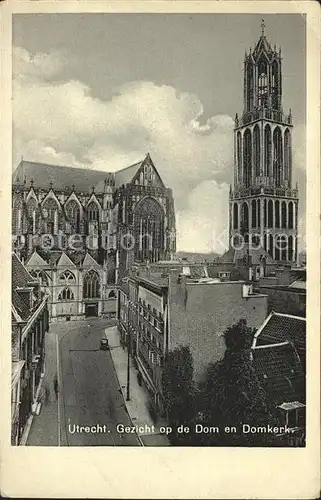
[{"left": 12, "top": 154, "right": 176, "bottom": 321}]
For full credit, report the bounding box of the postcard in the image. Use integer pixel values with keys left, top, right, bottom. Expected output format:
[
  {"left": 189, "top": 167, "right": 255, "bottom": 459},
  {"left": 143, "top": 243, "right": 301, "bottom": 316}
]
[{"left": 1, "top": 1, "right": 320, "bottom": 498}]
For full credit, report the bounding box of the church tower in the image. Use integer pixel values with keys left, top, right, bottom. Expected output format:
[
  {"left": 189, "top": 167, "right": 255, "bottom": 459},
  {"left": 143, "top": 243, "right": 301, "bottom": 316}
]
[{"left": 229, "top": 21, "right": 299, "bottom": 263}]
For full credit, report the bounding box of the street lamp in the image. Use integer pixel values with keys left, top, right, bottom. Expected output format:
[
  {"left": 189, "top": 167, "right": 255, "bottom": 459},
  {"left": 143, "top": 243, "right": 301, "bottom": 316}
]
[{"left": 126, "top": 299, "right": 131, "bottom": 401}]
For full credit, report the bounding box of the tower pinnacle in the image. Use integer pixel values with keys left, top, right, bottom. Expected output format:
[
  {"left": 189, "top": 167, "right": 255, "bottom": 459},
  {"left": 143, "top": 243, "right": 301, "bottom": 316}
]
[{"left": 261, "top": 18, "right": 265, "bottom": 36}]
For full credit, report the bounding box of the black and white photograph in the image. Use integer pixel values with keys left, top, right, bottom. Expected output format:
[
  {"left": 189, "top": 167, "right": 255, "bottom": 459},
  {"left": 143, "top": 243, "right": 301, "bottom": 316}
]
[
  {"left": 2, "top": 1, "right": 320, "bottom": 497},
  {"left": 9, "top": 10, "right": 310, "bottom": 450}
]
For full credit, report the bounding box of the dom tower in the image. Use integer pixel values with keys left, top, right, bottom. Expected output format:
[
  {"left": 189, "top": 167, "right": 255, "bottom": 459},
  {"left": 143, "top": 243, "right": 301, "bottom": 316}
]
[{"left": 229, "top": 22, "right": 299, "bottom": 263}]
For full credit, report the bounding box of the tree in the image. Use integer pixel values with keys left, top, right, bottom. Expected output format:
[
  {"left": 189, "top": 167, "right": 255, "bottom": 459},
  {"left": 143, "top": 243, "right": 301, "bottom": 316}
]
[
  {"left": 199, "top": 319, "right": 280, "bottom": 446},
  {"left": 162, "top": 345, "right": 195, "bottom": 444}
]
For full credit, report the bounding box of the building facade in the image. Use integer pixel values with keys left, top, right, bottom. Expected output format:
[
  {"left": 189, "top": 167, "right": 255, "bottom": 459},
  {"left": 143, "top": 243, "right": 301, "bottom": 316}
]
[
  {"left": 229, "top": 22, "right": 299, "bottom": 263},
  {"left": 12, "top": 154, "right": 176, "bottom": 321},
  {"left": 12, "top": 253, "right": 49, "bottom": 445},
  {"left": 117, "top": 266, "right": 268, "bottom": 410}
]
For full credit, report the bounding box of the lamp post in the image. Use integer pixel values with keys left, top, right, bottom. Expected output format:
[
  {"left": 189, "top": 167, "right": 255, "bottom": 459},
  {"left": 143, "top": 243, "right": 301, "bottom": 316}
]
[{"left": 126, "top": 299, "right": 131, "bottom": 401}]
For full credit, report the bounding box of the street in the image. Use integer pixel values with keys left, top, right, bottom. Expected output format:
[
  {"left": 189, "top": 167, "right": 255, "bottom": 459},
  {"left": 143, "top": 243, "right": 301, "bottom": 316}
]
[{"left": 28, "top": 319, "right": 141, "bottom": 446}]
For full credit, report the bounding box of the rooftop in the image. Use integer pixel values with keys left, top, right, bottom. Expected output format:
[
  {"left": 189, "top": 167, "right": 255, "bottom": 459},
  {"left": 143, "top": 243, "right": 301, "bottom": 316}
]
[
  {"left": 251, "top": 341, "right": 305, "bottom": 405},
  {"left": 219, "top": 244, "right": 274, "bottom": 266},
  {"left": 253, "top": 311, "right": 306, "bottom": 349},
  {"left": 12, "top": 155, "right": 153, "bottom": 193}
]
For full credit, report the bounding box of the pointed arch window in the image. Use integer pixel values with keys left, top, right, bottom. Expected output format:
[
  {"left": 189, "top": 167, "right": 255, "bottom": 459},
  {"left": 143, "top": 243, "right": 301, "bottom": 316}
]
[
  {"left": 12, "top": 196, "right": 23, "bottom": 234},
  {"left": 271, "top": 61, "right": 280, "bottom": 109},
  {"left": 233, "top": 203, "right": 238, "bottom": 230},
  {"left": 240, "top": 202, "right": 249, "bottom": 236},
  {"left": 288, "top": 202, "right": 294, "bottom": 230},
  {"left": 273, "top": 127, "right": 283, "bottom": 187},
  {"left": 87, "top": 202, "right": 99, "bottom": 221},
  {"left": 253, "top": 125, "right": 260, "bottom": 177},
  {"left": 284, "top": 129, "right": 291, "bottom": 182},
  {"left": 251, "top": 200, "right": 257, "bottom": 228},
  {"left": 26, "top": 198, "right": 39, "bottom": 234},
  {"left": 267, "top": 200, "right": 273, "bottom": 228},
  {"left": 275, "top": 200, "right": 280, "bottom": 228},
  {"left": 258, "top": 59, "right": 268, "bottom": 107},
  {"left": 58, "top": 287, "right": 74, "bottom": 301},
  {"left": 246, "top": 63, "right": 254, "bottom": 111},
  {"left": 65, "top": 200, "right": 81, "bottom": 233},
  {"left": 237, "top": 132, "right": 242, "bottom": 183},
  {"left": 243, "top": 129, "right": 252, "bottom": 188},
  {"left": 133, "top": 197, "right": 164, "bottom": 262},
  {"left": 59, "top": 270, "right": 76, "bottom": 283},
  {"left": 108, "top": 290, "right": 116, "bottom": 299},
  {"left": 42, "top": 198, "right": 60, "bottom": 234},
  {"left": 264, "top": 125, "right": 272, "bottom": 177},
  {"left": 83, "top": 270, "right": 100, "bottom": 298},
  {"left": 29, "top": 269, "right": 49, "bottom": 286}
]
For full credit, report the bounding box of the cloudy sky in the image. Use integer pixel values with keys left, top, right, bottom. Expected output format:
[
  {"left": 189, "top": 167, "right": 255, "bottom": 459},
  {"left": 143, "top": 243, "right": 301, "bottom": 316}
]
[{"left": 12, "top": 13, "right": 306, "bottom": 253}]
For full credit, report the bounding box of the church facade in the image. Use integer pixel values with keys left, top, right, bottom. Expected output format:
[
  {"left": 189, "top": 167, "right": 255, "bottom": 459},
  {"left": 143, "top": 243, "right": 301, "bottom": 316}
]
[
  {"left": 229, "top": 23, "right": 299, "bottom": 263},
  {"left": 12, "top": 154, "right": 176, "bottom": 321}
]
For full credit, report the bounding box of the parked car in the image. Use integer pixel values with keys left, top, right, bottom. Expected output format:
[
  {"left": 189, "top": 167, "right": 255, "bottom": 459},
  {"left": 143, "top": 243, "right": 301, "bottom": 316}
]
[{"left": 100, "top": 338, "right": 109, "bottom": 350}]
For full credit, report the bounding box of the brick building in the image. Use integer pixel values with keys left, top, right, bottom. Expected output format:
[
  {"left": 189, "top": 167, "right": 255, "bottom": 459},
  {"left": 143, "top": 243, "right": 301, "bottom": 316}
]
[
  {"left": 117, "top": 267, "right": 268, "bottom": 409},
  {"left": 11, "top": 253, "right": 49, "bottom": 444}
]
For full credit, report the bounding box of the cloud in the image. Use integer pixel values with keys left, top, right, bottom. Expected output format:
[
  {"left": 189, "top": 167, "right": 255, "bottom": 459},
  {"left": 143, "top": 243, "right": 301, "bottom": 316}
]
[
  {"left": 13, "top": 46, "right": 66, "bottom": 80},
  {"left": 13, "top": 46, "right": 305, "bottom": 253}
]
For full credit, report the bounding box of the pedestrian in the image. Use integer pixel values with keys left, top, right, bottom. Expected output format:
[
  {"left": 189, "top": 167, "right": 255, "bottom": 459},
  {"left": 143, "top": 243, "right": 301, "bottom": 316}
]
[
  {"left": 44, "top": 384, "right": 50, "bottom": 404},
  {"left": 53, "top": 375, "right": 59, "bottom": 400}
]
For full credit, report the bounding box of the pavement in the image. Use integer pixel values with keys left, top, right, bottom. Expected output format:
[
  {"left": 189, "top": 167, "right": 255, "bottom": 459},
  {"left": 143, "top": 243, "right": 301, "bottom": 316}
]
[
  {"left": 106, "top": 326, "right": 170, "bottom": 446},
  {"left": 26, "top": 319, "right": 141, "bottom": 446}
]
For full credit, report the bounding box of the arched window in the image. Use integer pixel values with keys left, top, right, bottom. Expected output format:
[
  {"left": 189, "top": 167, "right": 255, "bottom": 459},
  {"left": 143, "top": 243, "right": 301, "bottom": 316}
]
[
  {"left": 26, "top": 198, "right": 39, "bottom": 234},
  {"left": 29, "top": 269, "right": 49, "bottom": 286},
  {"left": 288, "top": 202, "right": 294, "bottom": 230},
  {"left": 288, "top": 235, "right": 294, "bottom": 262},
  {"left": 281, "top": 201, "right": 287, "bottom": 229},
  {"left": 263, "top": 233, "right": 267, "bottom": 251},
  {"left": 58, "top": 287, "right": 74, "bottom": 301},
  {"left": 257, "top": 199, "right": 261, "bottom": 229},
  {"left": 65, "top": 200, "right": 81, "bottom": 233},
  {"left": 83, "top": 270, "right": 100, "bottom": 298},
  {"left": 59, "top": 270, "right": 76, "bottom": 283},
  {"left": 251, "top": 200, "right": 257, "bottom": 228},
  {"left": 264, "top": 125, "right": 272, "bottom": 177},
  {"left": 253, "top": 125, "right": 260, "bottom": 177},
  {"left": 258, "top": 58, "right": 268, "bottom": 107},
  {"left": 108, "top": 290, "right": 116, "bottom": 299},
  {"left": 284, "top": 129, "right": 291, "bottom": 182},
  {"left": 133, "top": 197, "right": 164, "bottom": 262},
  {"left": 273, "top": 127, "right": 283, "bottom": 187},
  {"left": 268, "top": 200, "right": 273, "bottom": 228},
  {"left": 271, "top": 61, "right": 280, "bottom": 109},
  {"left": 42, "top": 198, "right": 60, "bottom": 234},
  {"left": 87, "top": 201, "right": 99, "bottom": 221},
  {"left": 240, "top": 202, "right": 249, "bottom": 235},
  {"left": 233, "top": 203, "right": 238, "bottom": 230},
  {"left": 246, "top": 63, "right": 254, "bottom": 111},
  {"left": 243, "top": 129, "right": 252, "bottom": 188},
  {"left": 237, "top": 132, "right": 242, "bottom": 182},
  {"left": 12, "top": 196, "right": 23, "bottom": 234},
  {"left": 275, "top": 200, "right": 280, "bottom": 228},
  {"left": 268, "top": 234, "right": 274, "bottom": 258},
  {"left": 264, "top": 199, "right": 267, "bottom": 227}
]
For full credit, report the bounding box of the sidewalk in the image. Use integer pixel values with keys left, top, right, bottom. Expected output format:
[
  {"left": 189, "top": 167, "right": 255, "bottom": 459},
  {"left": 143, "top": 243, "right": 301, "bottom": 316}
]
[
  {"left": 106, "top": 326, "right": 170, "bottom": 446},
  {"left": 26, "top": 331, "right": 61, "bottom": 446}
]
